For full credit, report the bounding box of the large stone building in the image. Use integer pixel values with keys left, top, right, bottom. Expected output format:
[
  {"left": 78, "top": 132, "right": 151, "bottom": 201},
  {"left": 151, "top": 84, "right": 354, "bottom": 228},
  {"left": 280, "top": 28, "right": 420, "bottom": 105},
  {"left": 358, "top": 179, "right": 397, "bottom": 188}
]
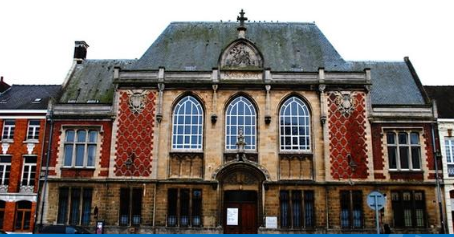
[
  {"left": 37, "top": 12, "right": 442, "bottom": 234},
  {"left": 0, "top": 84, "right": 61, "bottom": 233},
  {"left": 425, "top": 86, "right": 454, "bottom": 233}
]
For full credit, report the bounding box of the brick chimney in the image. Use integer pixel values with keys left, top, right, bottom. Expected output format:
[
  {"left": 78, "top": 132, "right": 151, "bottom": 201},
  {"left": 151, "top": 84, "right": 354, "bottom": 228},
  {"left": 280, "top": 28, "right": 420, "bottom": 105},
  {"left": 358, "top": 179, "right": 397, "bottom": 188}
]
[
  {"left": 74, "top": 41, "right": 89, "bottom": 63},
  {"left": 0, "top": 76, "right": 11, "bottom": 93}
]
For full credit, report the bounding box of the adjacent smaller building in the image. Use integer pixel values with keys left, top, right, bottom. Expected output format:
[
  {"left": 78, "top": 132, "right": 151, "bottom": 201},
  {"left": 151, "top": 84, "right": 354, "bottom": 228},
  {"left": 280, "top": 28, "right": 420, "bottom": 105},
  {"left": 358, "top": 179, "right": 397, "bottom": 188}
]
[
  {"left": 425, "top": 85, "right": 454, "bottom": 234},
  {"left": 0, "top": 84, "right": 60, "bottom": 233}
]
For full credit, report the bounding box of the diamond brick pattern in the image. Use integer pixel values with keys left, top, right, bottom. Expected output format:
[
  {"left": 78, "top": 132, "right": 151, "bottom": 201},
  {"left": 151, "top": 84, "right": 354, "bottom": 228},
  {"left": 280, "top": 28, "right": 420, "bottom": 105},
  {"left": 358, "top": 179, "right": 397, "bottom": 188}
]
[
  {"left": 115, "top": 90, "right": 156, "bottom": 176},
  {"left": 328, "top": 92, "right": 369, "bottom": 179}
]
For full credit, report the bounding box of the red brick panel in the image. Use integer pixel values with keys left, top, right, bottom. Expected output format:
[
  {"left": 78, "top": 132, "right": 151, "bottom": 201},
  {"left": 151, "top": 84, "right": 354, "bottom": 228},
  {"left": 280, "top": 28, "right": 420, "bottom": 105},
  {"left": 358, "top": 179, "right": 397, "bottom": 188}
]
[
  {"left": 115, "top": 91, "right": 156, "bottom": 177},
  {"left": 328, "top": 92, "right": 369, "bottom": 179},
  {"left": 48, "top": 121, "right": 112, "bottom": 178}
]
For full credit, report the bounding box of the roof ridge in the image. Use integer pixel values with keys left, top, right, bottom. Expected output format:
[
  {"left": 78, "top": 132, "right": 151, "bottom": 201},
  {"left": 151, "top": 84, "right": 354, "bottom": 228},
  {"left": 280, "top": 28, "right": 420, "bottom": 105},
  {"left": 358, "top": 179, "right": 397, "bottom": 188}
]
[
  {"left": 169, "top": 21, "right": 315, "bottom": 25},
  {"left": 10, "top": 84, "right": 61, "bottom": 86}
]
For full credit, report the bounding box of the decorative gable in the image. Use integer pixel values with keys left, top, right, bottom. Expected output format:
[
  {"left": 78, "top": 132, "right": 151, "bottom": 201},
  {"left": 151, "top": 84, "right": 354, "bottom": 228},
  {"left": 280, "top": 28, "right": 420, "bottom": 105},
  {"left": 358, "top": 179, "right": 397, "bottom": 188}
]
[{"left": 219, "top": 40, "right": 263, "bottom": 70}]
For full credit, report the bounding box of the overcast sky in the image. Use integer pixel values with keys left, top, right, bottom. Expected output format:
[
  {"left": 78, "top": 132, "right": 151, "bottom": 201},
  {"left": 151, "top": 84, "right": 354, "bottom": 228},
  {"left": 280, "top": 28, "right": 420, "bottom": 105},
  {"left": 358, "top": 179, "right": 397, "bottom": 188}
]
[{"left": 0, "top": 0, "right": 453, "bottom": 85}]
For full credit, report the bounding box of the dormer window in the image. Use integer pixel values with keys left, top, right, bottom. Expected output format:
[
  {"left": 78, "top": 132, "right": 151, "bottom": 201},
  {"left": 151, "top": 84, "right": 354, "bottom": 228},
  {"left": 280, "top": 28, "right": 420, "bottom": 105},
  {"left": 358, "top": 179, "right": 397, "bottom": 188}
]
[{"left": 32, "top": 98, "right": 42, "bottom": 103}]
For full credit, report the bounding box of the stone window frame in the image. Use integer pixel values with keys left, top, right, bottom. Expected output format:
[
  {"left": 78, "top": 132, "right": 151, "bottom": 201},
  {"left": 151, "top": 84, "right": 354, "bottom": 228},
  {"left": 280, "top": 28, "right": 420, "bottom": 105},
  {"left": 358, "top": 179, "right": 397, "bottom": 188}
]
[
  {"left": 26, "top": 120, "right": 40, "bottom": 141},
  {"left": 279, "top": 96, "right": 311, "bottom": 152},
  {"left": 225, "top": 96, "right": 257, "bottom": 151},
  {"left": 171, "top": 96, "right": 204, "bottom": 152},
  {"left": 57, "top": 187, "right": 93, "bottom": 226},
  {"left": 279, "top": 189, "right": 315, "bottom": 229},
  {"left": 340, "top": 190, "right": 363, "bottom": 229},
  {"left": 1, "top": 120, "right": 15, "bottom": 141},
  {"left": 61, "top": 126, "right": 102, "bottom": 169},
  {"left": 391, "top": 190, "right": 426, "bottom": 228},
  {"left": 167, "top": 188, "right": 203, "bottom": 228},
  {"left": 445, "top": 138, "right": 454, "bottom": 177},
  {"left": 119, "top": 187, "right": 143, "bottom": 226},
  {"left": 385, "top": 129, "right": 422, "bottom": 171}
]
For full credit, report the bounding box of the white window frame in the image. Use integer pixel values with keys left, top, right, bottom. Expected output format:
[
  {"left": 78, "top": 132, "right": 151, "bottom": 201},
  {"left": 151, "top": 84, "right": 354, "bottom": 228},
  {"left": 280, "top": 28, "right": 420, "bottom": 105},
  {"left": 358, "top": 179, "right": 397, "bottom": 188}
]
[
  {"left": 63, "top": 129, "right": 99, "bottom": 168},
  {"left": 0, "top": 156, "right": 11, "bottom": 186},
  {"left": 171, "top": 96, "right": 204, "bottom": 151},
  {"left": 386, "top": 130, "right": 422, "bottom": 171},
  {"left": 279, "top": 97, "right": 311, "bottom": 152},
  {"left": 2, "top": 120, "right": 15, "bottom": 140},
  {"left": 26, "top": 120, "right": 40, "bottom": 140},
  {"left": 21, "top": 156, "right": 37, "bottom": 187},
  {"left": 225, "top": 96, "right": 257, "bottom": 151}
]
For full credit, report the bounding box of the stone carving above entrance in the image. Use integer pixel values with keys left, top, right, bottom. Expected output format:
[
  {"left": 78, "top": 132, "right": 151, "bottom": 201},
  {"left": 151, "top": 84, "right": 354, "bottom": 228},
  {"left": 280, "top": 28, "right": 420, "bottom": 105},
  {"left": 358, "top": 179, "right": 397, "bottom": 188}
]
[
  {"left": 223, "top": 171, "right": 258, "bottom": 185},
  {"left": 220, "top": 41, "right": 263, "bottom": 70}
]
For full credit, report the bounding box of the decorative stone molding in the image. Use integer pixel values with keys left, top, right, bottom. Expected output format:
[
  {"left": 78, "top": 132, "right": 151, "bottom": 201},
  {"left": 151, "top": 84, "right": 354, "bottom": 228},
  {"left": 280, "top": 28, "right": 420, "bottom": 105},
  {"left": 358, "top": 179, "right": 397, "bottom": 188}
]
[
  {"left": 20, "top": 185, "right": 35, "bottom": 193},
  {"left": 0, "top": 193, "right": 37, "bottom": 202},
  {"left": 168, "top": 152, "right": 203, "bottom": 179},
  {"left": 1, "top": 143, "right": 9, "bottom": 155},
  {"left": 0, "top": 185, "right": 8, "bottom": 193},
  {"left": 224, "top": 152, "right": 258, "bottom": 163},
  {"left": 334, "top": 91, "right": 357, "bottom": 117},
  {"left": 127, "top": 90, "right": 149, "bottom": 114},
  {"left": 26, "top": 143, "right": 35, "bottom": 155}
]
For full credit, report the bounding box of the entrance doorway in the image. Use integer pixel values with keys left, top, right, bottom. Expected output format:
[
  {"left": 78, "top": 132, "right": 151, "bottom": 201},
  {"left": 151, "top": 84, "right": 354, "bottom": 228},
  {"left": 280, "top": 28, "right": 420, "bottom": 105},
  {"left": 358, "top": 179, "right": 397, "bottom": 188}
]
[{"left": 223, "top": 191, "right": 257, "bottom": 234}]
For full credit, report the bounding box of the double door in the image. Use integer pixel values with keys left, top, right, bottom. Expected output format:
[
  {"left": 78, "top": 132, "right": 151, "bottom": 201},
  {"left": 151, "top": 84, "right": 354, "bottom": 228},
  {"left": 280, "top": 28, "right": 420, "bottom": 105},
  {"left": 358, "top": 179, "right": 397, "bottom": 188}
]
[{"left": 223, "top": 191, "right": 257, "bottom": 234}]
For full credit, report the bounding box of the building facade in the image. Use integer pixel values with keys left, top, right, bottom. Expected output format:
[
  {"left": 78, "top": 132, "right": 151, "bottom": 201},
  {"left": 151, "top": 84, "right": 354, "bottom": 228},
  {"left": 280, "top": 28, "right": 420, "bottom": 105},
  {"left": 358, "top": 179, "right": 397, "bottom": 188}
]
[
  {"left": 38, "top": 12, "right": 442, "bottom": 234},
  {"left": 425, "top": 86, "right": 454, "bottom": 233},
  {"left": 0, "top": 84, "right": 60, "bottom": 233}
]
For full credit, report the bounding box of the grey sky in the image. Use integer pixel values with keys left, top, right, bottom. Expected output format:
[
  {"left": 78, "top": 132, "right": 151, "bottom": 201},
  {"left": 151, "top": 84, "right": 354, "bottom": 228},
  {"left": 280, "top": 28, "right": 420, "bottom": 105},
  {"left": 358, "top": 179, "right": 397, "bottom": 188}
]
[{"left": 0, "top": 0, "right": 452, "bottom": 85}]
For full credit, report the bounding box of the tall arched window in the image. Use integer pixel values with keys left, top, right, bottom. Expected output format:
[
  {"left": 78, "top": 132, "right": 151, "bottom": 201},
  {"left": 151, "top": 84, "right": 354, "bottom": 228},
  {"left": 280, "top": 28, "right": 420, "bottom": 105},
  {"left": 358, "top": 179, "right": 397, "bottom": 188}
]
[
  {"left": 226, "top": 96, "right": 257, "bottom": 150},
  {"left": 172, "top": 96, "right": 203, "bottom": 150},
  {"left": 279, "top": 97, "right": 311, "bottom": 151}
]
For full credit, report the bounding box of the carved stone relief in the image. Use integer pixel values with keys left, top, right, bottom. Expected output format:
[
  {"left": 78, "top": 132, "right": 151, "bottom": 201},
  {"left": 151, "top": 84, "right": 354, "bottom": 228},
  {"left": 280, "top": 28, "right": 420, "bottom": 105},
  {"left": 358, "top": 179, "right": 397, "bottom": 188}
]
[
  {"left": 127, "top": 90, "right": 149, "bottom": 114},
  {"left": 220, "top": 41, "right": 263, "bottom": 69}
]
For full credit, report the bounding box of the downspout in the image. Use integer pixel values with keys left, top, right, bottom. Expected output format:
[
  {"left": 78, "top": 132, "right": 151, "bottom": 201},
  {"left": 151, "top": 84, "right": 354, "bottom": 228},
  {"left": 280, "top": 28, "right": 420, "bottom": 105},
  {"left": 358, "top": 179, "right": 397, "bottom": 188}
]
[
  {"left": 432, "top": 121, "right": 446, "bottom": 233},
  {"left": 33, "top": 110, "right": 49, "bottom": 233},
  {"left": 39, "top": 100, "right": 54, "bottom": 229}
]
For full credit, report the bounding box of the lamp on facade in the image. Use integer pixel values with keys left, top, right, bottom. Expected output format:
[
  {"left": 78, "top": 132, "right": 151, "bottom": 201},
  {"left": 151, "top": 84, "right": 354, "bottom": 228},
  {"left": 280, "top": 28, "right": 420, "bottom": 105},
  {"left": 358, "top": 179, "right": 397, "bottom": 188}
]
[
  {"left": 236, "top": 128, "right": 246, "bottom": 162},
  {"left": 125, "top": 153, "right": 135, "bottom": 169},
  {"left": 347, "top": 154, "right": 357, "bottom": 172}
]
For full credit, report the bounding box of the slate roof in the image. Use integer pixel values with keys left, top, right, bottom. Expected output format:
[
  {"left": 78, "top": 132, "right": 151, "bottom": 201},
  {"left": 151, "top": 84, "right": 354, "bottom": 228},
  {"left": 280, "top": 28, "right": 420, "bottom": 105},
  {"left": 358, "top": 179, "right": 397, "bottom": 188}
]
[
  {"left": 347, "top": 61, "right": 426, "bottom": 105},
  {"left": 424, "top": 86, "right": 454, "bottom": 118},
  {"left": 0, "top": 85, "right": 61, "bottom": 110},
  {"left": 60, "top": 59, "right": 135, "bottom": 103},
  {"left": 62, "top": 22, "right": 427, "bottom": 107},
  {"left": 131, "top": 22, "right": 347, "bottom": 71}
]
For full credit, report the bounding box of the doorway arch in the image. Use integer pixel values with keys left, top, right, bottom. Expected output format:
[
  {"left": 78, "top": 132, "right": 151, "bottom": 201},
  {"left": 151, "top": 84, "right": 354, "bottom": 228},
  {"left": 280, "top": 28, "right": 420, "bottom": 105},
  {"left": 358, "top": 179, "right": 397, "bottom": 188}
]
[{"left": 214, "top": 161, "right": 269, "bottom": 234}]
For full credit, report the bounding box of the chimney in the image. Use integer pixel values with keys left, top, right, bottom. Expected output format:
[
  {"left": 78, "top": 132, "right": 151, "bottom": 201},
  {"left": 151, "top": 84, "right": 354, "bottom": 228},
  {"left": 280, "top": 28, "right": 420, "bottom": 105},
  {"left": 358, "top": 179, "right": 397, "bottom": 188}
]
[{"left": 74, "top": 41, "right": 89, "bottom": 63}]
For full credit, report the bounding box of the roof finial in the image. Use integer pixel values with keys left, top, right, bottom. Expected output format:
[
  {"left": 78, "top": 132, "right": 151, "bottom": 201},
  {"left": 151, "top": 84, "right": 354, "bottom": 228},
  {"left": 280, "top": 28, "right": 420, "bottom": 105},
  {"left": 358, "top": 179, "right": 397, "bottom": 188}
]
[
  {"left": 237, "top": 9, "right": 248, "bottom": 38},
  {"left": 237, "top": 9, "right": 248, "bottom": 28}
]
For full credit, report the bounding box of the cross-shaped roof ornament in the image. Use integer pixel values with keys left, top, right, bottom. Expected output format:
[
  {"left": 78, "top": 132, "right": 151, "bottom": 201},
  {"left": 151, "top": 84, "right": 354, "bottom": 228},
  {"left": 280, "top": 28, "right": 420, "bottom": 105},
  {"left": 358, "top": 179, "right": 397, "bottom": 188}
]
[{"left": 237, "top": 9, "right": 248, "bottom": 27}]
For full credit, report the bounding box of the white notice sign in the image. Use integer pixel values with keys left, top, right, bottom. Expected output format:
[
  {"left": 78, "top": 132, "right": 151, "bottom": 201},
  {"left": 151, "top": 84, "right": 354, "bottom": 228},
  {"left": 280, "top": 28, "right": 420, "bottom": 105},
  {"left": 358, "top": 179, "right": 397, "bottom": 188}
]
[
  {"left": 226, "top": 208, "right": 239, "bottom": 225},
  {"left": 265, "top": 216, "right": 278, "bottom": 229}
]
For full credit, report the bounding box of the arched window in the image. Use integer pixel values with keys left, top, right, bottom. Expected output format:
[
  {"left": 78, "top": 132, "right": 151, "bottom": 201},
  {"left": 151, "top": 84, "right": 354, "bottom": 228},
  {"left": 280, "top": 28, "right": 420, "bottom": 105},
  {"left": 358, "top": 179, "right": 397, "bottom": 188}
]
[
  {"left": 226, "top": 96, "right": 257, "bottom": 150},
  {"left": 15, "top": 201, "right": 32, "bottom": 231},
  {"left": 172, "top": 96, "right": 203, "bottom": 150},
  {"left": 279, "top": 97, "right": 311, "bottom": 151}
]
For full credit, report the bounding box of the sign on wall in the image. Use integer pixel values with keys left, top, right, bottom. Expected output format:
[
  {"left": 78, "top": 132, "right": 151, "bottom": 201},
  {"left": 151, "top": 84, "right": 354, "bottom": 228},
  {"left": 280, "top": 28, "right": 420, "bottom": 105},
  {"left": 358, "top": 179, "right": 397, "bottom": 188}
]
[
  {"left": 265, "top": 216, "right": 278, "bottom": 229},
  {"left": 227, "top": 208, "right": 239, "bottom": 225}
]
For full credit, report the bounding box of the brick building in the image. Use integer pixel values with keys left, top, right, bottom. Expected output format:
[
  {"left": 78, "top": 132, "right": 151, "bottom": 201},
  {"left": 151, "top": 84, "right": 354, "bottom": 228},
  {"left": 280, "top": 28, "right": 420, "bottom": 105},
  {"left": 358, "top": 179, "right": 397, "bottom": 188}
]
[
  {"left": 38, "top": 12, "right": 442, "bottom": 234},
  {"left": 0, "top": 84, "right": 60, "bottom": 233}
]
